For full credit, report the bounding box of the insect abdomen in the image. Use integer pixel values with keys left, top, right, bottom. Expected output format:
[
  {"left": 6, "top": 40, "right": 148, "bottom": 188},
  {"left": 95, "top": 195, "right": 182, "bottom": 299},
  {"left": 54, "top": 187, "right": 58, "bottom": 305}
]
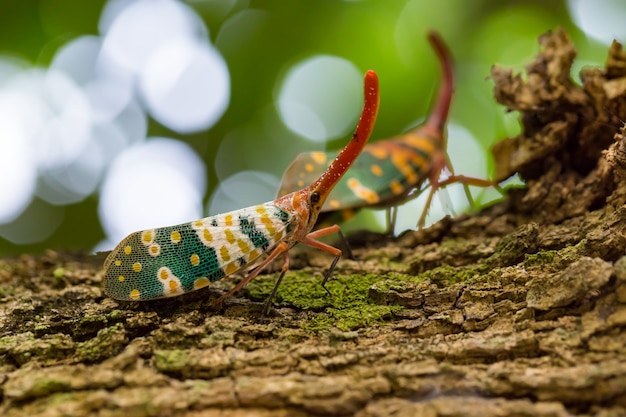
[{"left": 103, "top": 204, "right": 294, "bottom": 301}]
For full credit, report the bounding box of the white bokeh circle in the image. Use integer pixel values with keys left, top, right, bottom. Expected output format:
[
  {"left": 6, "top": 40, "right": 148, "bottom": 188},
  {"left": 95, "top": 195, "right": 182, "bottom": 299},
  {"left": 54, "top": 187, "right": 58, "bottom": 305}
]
[
  {"left": 139, "top": 38, "right": 230, "bottom": 133},
  {"left": 99, "top": 137, "right": 207, "bottom": 246},
  {"left": 276, "top": 55, "right": 362, "bottom": 142},
  {"left": 207, "top": 170, "right": 280, "bottom": 216},
  {"left": 100, "top": 0, "right": 208, "bottom": 73}
]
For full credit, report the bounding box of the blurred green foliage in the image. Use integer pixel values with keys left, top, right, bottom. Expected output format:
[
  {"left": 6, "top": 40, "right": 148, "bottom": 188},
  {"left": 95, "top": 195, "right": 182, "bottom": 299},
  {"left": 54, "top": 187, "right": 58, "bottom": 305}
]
[{"left": 0, "top": 0, "right": 609, "bottom": 255}]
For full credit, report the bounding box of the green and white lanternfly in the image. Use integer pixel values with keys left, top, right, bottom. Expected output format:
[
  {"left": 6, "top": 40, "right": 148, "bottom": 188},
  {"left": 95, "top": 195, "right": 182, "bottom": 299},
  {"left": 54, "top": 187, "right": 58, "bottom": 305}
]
[{"left": 102, "top": 70, "right": 380, "bottom": 314}]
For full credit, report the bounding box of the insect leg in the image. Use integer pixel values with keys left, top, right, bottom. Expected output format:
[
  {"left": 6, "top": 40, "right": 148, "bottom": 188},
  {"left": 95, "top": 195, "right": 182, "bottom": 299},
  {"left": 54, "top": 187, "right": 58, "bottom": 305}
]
[
  {"left": 336, "top": 228, "right": 354, "bottom": 260},
  {"left": 439, "top": 148, "right": 503, "bottom": 202},
  {"left": 262, "top": 251, "right": 289, "bottom": 317},
  {"left": 417, "top": 174, "right": 502, "bottom": 228},
  {"left": 437, "top": 174, "right": 501, "bottom": 190},
  {"left": 418, "top": 186, "right": 438, "bottom": 229},
  {"left": 212, "top": 241, "right": 289, "bottom": 308},
  {"left": 385, "top": 206, "right": 398, "bottom": 235},
  {"left": 417, "top": 151, "right": 448, "bottom": 228},
  {"left": 300, "top": 225, "right": 346, "bottom": 295},
  {"left": 437, "top": 174, "right": 503, "bottom": 209},
  {"left": 302, "top": 224, "right": 354, "bottom": 260}
]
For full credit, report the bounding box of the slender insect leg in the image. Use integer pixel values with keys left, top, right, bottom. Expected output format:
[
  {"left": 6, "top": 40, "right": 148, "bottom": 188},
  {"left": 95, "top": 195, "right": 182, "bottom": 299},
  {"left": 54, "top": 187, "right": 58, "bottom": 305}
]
[
  {"left": 262, "top": 251, "right": 289, "bottom": 317},
  {"left": 441, "top": 153, "right": 475, "bottom": 212},
  {"left": 417, "top": 193, "right": 433, "bottom": 228},
  {"left": 212, "top": 242, "right": 289, "bottom": 308},
  {"left": 303, "top": 225, "right": 354, "bottom": 259},
  {"left": 417, "top": 152, "right": 448, "bottom": 229},
  {"left": 304, "top": 224, "right": 355, "bottom": 262},
  {"left": 437, "top": 174, "right": 501, "bottom": 190},
  {"left": 417, "top": 174, "right": 502, "bottom": 228},
  {"left": 336, "top": 228, "right": 354, "bottom": 260},
  {"left": 305, "top": 224, "right": 342, "bottom": 240},
  {"left": 385, "top": 206, "right": 398, "bottom": 235},
  {"left": 300, "top": 226, "right": 345, "bottom": 295},
  {"left": 321, "top": 256, "right": 340, "bottom": 292},
  {"left": 462, "top": 183, "right": 476, "bottom": 209},
  {"left": 437, "top": 174, "right": 503, "bottom": 208}
]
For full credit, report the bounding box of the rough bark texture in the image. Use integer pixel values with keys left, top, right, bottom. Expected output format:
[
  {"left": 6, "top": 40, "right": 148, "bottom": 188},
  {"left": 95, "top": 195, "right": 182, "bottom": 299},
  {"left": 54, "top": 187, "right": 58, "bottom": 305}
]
[{"left": 2, "top": 28, "right": 626, "bottom": 416}]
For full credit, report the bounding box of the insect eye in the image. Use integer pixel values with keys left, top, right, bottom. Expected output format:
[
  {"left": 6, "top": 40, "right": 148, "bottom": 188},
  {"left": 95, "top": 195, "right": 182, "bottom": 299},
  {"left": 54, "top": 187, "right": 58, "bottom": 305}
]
[{"left": 310, "top": 191, "right": 320, "bottom": 204}]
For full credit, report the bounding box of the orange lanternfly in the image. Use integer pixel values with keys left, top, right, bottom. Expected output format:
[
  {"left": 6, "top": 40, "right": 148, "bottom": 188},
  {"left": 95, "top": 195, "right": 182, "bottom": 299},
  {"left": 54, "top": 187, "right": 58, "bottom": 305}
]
[
  {"left": 277, "top": 31, "right": 499, "bottom": 231},
  {"left": 102, "top": 70, "right": 380, "bottom": 314}
]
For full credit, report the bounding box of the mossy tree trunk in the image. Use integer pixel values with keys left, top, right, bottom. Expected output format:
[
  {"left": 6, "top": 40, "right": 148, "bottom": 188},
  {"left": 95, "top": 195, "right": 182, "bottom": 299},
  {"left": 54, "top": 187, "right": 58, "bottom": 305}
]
[{"left": 1, "top": 29, "right": 626, "bottom": 417}]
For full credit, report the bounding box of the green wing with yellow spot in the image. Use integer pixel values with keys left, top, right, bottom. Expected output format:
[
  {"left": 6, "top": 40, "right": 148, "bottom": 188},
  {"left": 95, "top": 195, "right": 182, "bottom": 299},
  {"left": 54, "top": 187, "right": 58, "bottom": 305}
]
[
  {"left": 102, "top": 203, "right": 295, "bottom": 301},
  {"left": 277, "top": 132, "right": 439, "bottom": 212}
]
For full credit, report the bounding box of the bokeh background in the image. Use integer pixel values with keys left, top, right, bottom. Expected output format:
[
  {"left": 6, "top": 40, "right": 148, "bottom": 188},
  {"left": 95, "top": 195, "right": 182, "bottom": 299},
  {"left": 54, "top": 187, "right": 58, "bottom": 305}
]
[{"left": 0, "top": 0, "right": 622, "bottom": 256}]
